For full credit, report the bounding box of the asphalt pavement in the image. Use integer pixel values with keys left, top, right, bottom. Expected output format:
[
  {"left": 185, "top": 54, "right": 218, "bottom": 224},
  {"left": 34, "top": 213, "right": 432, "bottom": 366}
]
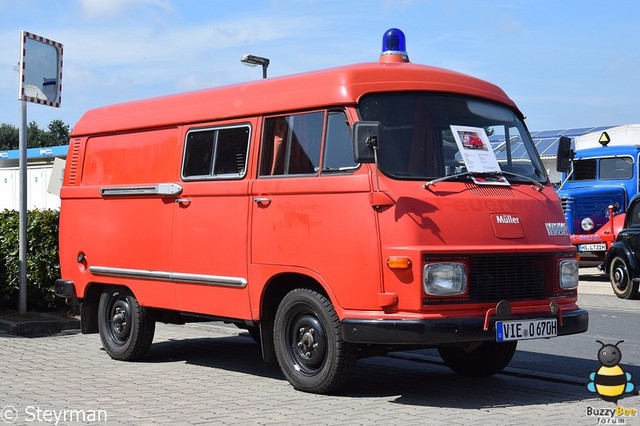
[{"left": 0, "top": 268, "right": 637, "bottom": 425}]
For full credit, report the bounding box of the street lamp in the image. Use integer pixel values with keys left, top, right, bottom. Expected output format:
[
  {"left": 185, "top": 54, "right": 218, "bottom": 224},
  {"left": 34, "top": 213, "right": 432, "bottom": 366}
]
[{"left": 241, "top": 54, "right": 270, "bottom": 79}]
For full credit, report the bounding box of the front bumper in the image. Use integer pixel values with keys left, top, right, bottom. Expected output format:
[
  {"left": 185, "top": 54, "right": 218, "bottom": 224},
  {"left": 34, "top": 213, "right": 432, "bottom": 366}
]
[{"left": 341, "top": 308, "right": 588, "bottom": 345}]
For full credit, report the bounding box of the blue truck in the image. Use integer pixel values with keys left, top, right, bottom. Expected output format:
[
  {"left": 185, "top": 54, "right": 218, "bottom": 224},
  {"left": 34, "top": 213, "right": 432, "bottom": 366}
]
[{"left": 556, "top": 126, "right": 640, "bottom": 261}]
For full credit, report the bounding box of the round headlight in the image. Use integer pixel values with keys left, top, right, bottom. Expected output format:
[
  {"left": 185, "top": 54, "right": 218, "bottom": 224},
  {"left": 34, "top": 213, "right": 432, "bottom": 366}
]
[{"left": 581, "top": 217, "right": 594, "bottom": 231}]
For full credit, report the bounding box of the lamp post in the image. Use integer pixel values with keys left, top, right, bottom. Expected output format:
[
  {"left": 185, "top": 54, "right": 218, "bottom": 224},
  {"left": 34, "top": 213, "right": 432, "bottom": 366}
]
[{"left": 240, "top": 54, "right": 270, "bottom": 79}]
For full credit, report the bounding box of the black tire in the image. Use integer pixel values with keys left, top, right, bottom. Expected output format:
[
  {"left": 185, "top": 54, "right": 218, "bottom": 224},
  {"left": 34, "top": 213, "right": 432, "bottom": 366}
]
[
  {"left": 438, "top": 341, "right": 517, "bottom": 377},
  {"left": 98, "top": 287, "right": 155, "bottom": 361},
  {"left": 609, "top": 256, "right": 640, "bottom": 299},
  {"left": 274, "top": 288, "right": 357, "bottom": 394}
]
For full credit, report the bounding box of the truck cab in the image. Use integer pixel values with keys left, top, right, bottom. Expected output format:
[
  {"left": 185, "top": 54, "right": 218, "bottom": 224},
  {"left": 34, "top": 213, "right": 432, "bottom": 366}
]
[{"left": 557, "top": 126, "right": 640, "bottom": 260}]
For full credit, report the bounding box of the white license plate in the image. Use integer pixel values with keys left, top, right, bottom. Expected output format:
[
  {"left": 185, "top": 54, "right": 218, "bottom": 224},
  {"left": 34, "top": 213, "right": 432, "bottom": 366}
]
[
  {"left": 496, "top": 318, "right": 557, "bottom": 342},
  {"left": 578, "top": 243, "right": 607, "bottom": 252}
]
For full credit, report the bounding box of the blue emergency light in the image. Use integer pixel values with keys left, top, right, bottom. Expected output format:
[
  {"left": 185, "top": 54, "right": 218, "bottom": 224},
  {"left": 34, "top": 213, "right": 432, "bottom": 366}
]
[{"left": 380, "top": 28, "right": 409, "bottom": 62}]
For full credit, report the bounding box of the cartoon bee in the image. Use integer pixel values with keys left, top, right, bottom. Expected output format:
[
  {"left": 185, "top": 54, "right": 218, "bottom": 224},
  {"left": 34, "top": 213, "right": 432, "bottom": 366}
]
[{"left": 587, "top": 340, "right": 635, "bottom": 403}]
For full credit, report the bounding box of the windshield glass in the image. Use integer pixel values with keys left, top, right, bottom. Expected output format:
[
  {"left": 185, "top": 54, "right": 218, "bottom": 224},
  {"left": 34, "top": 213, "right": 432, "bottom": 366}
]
[
  {"left": 569, "top": 157, "right": 633, "bottom": 181},
  {"left": 357, "top": 93, "right": 547, "bottom": 182}
]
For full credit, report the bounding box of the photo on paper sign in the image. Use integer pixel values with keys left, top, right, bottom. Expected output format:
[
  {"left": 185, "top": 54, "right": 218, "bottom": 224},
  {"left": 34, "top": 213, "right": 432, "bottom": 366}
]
[{"left": 458, "top": 130, "right": 487, "bottom": 151}]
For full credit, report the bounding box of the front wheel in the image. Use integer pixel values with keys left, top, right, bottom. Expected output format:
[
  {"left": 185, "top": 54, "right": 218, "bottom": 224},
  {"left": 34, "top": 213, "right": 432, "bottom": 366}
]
[
  {"left": 98, "top": 287, "right": 155, "bottom": 361},
  {"left": 438, "top": 341, "right": 517, "bottom": 377},
  {"left": 274, "top": 288, "right": 357, "bottom": 394},
  {"left": 609, "top": 256, "right": 640, "bottom": 299}
]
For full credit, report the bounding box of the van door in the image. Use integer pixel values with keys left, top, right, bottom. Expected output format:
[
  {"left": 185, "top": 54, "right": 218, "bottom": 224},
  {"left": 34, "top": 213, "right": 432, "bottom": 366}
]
[
  {"left": 172, "top": 122, "right": 253, "bottom": 318},
  {"left": 250, "top": 111, "right": 380, "bottom": 311}
]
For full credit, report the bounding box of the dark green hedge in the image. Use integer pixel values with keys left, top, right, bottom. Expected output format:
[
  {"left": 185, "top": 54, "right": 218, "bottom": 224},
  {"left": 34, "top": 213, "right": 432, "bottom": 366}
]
[{"left": 0, "top": 209, "right": 63, "bottom": 311}]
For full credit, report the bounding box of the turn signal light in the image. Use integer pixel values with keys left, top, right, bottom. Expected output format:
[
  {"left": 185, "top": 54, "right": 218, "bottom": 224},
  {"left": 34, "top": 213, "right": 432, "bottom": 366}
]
[{"left": 387, "top": 256, "right": 412, "bottom": 269}]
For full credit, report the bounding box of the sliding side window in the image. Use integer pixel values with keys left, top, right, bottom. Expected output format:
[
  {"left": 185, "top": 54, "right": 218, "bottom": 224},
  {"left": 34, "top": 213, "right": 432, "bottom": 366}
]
[
  {"left": 322, "top": 111, "right": 357, "bottom": 172},
  {"left": 182, "top": 124, "right": 250, "bottom": 180},
  {"left": 260, "top": 112, "right": 323, "bottom": 176},
  {"left": 260, "top": 110, "right": 356, "bottom": 177}
]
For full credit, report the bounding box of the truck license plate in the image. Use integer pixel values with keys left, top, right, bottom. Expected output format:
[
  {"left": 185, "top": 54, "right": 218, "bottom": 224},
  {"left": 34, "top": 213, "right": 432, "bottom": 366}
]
[
  {"left": 578, "top": 243, "right": 607, "bottom": 252},
  {"left": 496, "top": 318, "right": 557, "bottom": 342}
]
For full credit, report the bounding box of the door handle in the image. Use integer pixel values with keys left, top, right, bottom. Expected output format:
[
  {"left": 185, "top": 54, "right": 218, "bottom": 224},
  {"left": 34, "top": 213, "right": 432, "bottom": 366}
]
[
  {"left": 176, "top": 198, "right": 192, "bottom": 206},
  {"left": 254, "top": 197, "right": 272, "bottom": 206}
]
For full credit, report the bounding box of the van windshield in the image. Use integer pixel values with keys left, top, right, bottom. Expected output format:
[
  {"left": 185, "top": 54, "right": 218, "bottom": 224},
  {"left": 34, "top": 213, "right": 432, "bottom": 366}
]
[{"left": 357, "top": 93, "right": 547, "bottom": 182}]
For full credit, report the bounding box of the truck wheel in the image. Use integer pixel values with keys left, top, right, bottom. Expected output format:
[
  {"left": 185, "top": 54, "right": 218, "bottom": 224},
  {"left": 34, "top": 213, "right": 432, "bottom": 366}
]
[
  {"left": 609, "top": 256, "right": 640, "bottom": 299},
  {"left": 274, "top": 288, "right": 357, "bottom": 394},
  {"left": 98, "top": 287, "right": 155, "bottom": 360},
  {"left": 438, "top": 341, "right": 517, "bottom": 377}
]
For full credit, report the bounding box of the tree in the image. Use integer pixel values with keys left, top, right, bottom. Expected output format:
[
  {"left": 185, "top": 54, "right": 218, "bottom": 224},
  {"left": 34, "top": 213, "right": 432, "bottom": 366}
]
[
  {"left": 0, "top": 124, "right": 19, "bottom": 151},
  {"left": 45, "top": 119, "right": 70, "bottom": 147},
  {"left": 0, "top": 119, "right": 70, "bottom": 150},
  {"left": 27, "top": 121, "right": 46, "bottom": 147}
]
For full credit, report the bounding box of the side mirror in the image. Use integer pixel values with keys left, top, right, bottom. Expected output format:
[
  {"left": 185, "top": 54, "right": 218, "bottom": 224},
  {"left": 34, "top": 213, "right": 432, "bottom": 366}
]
[
  {"left": 556, "top": 136, "right": 574, "bottom": 173},
  {"left": 353, "top": 121, "right": 381, "bottom": 164}
]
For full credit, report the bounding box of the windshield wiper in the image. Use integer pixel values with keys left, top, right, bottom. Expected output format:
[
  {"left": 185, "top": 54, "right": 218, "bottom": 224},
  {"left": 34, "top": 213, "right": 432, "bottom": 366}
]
[
  {"left": 423, "top": 170, "right": 545, "bottom": 191},
  {"left": 498, "top": 171, "right": 545, "bottom": 191},
  {"left": 422, "top": 171, "right": 474, "bottom": 189}
]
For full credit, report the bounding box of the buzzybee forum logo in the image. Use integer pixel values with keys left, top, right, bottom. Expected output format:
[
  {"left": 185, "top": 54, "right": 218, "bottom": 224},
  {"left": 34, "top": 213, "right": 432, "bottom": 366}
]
[{"left": 587, "top": 340, "right": 635, "bottom": 402}]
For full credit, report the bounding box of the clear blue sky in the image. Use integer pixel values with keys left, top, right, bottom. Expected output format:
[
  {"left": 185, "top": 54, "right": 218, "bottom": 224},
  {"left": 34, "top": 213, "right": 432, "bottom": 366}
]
[{"left": 1, "top": 0, "right": 638, "bottom": 133}]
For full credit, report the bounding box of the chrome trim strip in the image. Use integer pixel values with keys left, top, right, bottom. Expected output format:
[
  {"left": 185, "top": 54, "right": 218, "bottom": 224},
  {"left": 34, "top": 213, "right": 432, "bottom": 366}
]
[
  {"left": 89, "top": 266, "right": 247, "bottom": 288},
  {"left": 100, "top": 183, "right": 183, "bottom": 197}
]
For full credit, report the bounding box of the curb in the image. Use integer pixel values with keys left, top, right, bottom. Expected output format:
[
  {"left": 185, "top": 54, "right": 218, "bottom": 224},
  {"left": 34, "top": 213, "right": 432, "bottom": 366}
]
[{"left": 0, "top": 316, "right": 80, "bottom": 337}]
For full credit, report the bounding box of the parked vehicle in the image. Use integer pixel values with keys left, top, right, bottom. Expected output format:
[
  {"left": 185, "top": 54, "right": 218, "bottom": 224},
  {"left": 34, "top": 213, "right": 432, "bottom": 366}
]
[
  {"left": 557, "top": 125, "right": 640, "bottom": 261},
  {"left": 55, "top": 29, "right": 588, "bottom": 394},
  {"left": 603, "top": 195, "right": 640, "bottom": 299}
]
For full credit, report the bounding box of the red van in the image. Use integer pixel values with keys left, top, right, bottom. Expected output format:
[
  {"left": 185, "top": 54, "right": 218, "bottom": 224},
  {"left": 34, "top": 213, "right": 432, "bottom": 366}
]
[{"left": 55, "top": 29, "right": 588, "bottom": 394}]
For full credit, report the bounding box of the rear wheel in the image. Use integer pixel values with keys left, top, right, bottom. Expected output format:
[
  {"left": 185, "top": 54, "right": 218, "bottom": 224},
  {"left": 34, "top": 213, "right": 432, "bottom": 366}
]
[
  {"left": 98, "top": 287, "right": 155, "bottom": 360},
  {"left": 609, "top": 256, "right": 640, "bottom": 299},
  {"left": 274, "top": 288, "right": 357, "bottom": 394},
  {"left": 438, "top": 341, "right": 517, "bottom": 377}
]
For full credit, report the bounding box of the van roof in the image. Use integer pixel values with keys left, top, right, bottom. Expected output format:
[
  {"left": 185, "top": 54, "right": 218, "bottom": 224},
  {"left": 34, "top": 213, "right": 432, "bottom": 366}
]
[{"left": 71, "top": 61, "right": 520, "bottom": 137}]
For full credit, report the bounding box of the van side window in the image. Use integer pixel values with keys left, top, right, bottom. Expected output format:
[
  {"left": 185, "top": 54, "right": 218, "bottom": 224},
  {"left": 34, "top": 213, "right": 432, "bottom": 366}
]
[
  {"left": 323, "top": 111, "right": 357, "bottom": 172},
  {"left": 260, "top": 112, "right": 324, "bottom": 176},
  {"left": 183, "top": 125, "right": 250, "bottom": 179}
]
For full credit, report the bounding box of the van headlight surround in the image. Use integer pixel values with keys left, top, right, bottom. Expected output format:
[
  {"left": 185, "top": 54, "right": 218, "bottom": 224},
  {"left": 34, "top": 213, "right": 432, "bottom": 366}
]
[
  {"left": 559, "top": 259, "right": 579, "bottom": 289},
  {"left": 423, "top": 262, "right": 467, "bottom": 296}
]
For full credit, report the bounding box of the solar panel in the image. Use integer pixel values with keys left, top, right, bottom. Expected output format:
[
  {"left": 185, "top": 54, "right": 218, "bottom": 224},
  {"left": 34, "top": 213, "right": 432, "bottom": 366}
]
[
  {"left": 532, "top": 129, "right": 566, "bottom": 138},
  {"left": 535, "top": 138, "right": 559, "bottom": 156},
  {"left": 529, "top": 126, "right": 617, "bottom": 158}
]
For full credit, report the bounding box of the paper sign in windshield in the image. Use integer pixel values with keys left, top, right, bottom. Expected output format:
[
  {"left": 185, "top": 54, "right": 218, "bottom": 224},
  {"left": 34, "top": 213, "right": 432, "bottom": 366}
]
[{"left": 450, "top": 125, "right": 501, "bottom": 174}]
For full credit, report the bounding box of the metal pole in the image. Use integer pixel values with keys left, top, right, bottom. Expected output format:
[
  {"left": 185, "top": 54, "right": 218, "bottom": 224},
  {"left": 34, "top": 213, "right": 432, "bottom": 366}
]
[{"left": 18, "top": 100, "right": 27, "bottom": 315}]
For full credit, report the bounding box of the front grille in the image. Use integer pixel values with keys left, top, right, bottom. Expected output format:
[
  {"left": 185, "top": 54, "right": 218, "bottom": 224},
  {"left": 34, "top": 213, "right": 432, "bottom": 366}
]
[
  {"left": 573, "top": 196, "right": 619, "bottom": 218},
  {"left": 564, "top": 194, "right": 625, "bottom": 234},
  {"left": 467, "top": 254, "right": 551, "bottom": 303},
  {"left": 560, "top": 197, "right": 572, "bottom": 214}
]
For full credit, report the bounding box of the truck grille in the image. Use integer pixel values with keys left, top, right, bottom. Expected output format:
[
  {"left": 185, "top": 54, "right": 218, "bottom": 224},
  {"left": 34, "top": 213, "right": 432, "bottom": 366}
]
[
  {"left": 561, "top": 194, "right": 625, "bottom": 234},
  {"left": 572, "top": 196, "right": 618, "bottom": 218},
  {"left": 560, "top": 197, "right": 572, "bottom": 214},
  {"left": 468, "top": 254, "right": 550, "bottom": 302}
]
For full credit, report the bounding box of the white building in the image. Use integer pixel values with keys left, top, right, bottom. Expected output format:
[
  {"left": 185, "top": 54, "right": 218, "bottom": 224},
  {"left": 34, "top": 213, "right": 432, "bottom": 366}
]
[{"left": 0, "top": 145, "right": 67, "bottom": 210}]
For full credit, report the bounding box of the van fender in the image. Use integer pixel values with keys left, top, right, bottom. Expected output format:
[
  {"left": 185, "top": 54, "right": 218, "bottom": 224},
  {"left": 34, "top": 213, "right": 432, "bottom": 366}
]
[{"left": 250, "top": 264, "right": 342, "bottom": 318}]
